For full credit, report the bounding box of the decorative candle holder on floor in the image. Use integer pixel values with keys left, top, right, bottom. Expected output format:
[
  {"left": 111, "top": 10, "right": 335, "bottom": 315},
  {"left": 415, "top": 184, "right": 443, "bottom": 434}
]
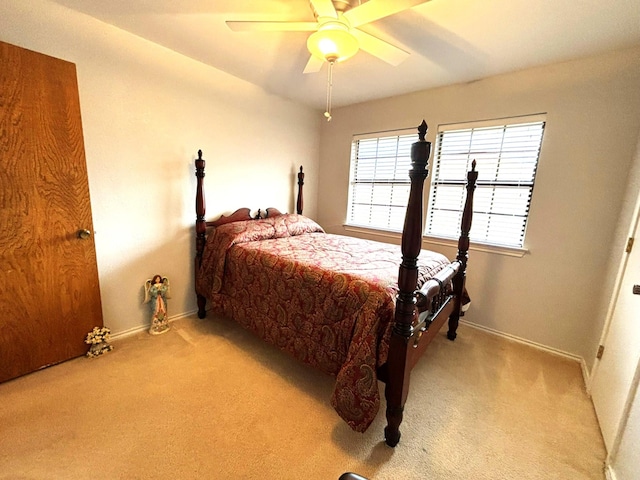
[{"left": 144, "top": 274, "right": 171, "bottom": 335}]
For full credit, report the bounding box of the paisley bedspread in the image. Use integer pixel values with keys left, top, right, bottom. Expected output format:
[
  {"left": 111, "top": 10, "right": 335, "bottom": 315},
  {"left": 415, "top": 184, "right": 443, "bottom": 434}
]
[{"left": 196, "top": 214, "right": 451, "bottom": 432}]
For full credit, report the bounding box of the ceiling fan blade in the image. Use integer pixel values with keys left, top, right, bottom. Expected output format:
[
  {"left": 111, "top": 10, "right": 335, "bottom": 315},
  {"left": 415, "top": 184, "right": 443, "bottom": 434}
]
[
  {"left": 310, "top": 0, "right": 338, "bottom": 18},
  {"left": 351, "top": 29, "right": 410, "bottom": 66},
  {"left": 226, "top": 21, "right": 318, "bottom": 32},
  {"left": 344, "top": 0, "right": 431, "bottom": 28},
  {"left": 303, "top": 55, "right": 325, "bottom": 74}
]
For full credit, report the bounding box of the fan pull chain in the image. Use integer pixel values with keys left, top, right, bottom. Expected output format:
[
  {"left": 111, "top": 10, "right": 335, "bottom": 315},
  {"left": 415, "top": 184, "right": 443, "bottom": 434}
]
[{"left": 324, "top": 60, "right": 334, "bottom": 122}]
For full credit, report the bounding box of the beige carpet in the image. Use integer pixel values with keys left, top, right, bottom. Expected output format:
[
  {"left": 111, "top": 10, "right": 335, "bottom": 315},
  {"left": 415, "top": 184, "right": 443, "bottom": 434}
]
[{"left": 0, "top": 314, "right": 606, "bottom": 480}]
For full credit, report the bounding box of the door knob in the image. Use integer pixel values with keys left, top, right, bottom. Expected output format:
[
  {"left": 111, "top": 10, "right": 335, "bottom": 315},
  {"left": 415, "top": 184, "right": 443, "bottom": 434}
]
[
  {"left": 633, "top": 285, "right": 640, "bottom": 295},
  {"left": 77, "top": 229, "right": 92, "bottom": 240}
]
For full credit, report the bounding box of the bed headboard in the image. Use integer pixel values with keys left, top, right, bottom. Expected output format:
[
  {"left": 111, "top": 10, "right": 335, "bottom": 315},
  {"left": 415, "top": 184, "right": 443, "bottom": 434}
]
[{"left": 194, "top": 150, "right": 304, "bottom": 268}]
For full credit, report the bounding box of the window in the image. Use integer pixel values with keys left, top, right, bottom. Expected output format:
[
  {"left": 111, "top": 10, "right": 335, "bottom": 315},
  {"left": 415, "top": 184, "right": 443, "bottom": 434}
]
[
  {"left": 426, "top": 116, "right": 545, "bottom": 249},
  {"left": 346, "top": 129, "right": 416, "bottom": 232}
]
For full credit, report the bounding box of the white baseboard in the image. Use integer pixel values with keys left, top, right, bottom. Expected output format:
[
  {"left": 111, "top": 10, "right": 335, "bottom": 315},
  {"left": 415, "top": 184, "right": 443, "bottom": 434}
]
[
  {"left": 459, "top": 319, "right": 591, "bottom": 387},
  {"left": 110, "top": 309, "right": 198, "bottom": 341},
  {"left": 109, "top": 314, "right": 593, "bottom": 388}
]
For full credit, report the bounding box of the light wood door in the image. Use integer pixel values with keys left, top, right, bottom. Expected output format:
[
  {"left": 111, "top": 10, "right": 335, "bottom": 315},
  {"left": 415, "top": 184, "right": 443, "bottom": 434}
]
[{"left": 0, "top": 41, "right": 103, "bottom": 383}]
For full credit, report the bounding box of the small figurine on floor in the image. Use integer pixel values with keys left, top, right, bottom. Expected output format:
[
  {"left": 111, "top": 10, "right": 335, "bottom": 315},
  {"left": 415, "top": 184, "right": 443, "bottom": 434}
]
[
  {"left": 144, "top": 274, "right": 171, "bottom": 335},
  {"left": 85, "top": 326, "right": 113, "bottom": 358}
]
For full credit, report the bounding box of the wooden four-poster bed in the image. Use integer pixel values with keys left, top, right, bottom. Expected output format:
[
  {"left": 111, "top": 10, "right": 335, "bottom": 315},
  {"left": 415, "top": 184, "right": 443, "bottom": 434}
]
[{"left": 193, "top": 120, "right": 477, "bottom": 447}]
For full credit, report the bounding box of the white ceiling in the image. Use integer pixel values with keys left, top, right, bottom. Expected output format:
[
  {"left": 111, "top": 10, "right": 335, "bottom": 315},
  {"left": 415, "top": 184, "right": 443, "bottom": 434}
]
[{"left": 51, "top": 0, "right": 640, "bottom": 110}]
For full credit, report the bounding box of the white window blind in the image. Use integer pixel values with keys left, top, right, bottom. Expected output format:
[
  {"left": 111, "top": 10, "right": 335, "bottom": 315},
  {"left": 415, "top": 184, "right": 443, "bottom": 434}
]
[
  {"left": 426, "top": 118, "right": 545, "bottom": 248},
  {"left": 347, "top": 130, "right": 416, "bottom": 232}
]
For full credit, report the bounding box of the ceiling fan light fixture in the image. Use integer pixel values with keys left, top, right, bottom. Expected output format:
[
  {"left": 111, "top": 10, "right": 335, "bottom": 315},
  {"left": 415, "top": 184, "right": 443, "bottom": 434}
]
[{"left": 307, "top": 19, "right": 359, "bottom": 63}]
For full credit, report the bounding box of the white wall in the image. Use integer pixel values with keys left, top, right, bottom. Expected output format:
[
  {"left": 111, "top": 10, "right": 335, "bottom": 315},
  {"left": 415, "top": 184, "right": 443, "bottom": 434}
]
[
  {"left": 316, "top": 47, "right": 640, "bottom": 367},
  {"left": 0, "top": 0, "right": 321, "bottom": 335}
]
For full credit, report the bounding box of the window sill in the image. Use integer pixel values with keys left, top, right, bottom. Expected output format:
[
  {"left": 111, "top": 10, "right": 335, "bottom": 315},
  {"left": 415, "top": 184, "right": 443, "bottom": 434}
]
[
  {"left": 343, "top": 225, "right": 529, "bottom": 258},
  {"left": 422, "top": 236, "right": 528, "bottom": 258},
  {"left": 343, "top": 224, "right": 403, "bottom": 241}
]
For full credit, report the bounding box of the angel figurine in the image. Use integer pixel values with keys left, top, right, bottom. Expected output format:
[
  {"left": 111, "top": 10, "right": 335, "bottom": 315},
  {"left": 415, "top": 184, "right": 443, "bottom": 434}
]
[{"left": 144, "top": 274, "right": 171, "bottom": 335}]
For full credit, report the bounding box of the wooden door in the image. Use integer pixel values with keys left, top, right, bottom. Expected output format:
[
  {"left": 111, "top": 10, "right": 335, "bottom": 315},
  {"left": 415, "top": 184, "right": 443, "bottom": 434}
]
[{"left": 0, "top": 41, "right": 103, "bottom": 383}]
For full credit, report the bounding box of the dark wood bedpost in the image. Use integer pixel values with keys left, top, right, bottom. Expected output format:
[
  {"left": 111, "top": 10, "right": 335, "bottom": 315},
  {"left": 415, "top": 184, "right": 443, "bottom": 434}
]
[
  {"left": 297, "top": 166, "right": 304, "bottom": 215},
  {"left": 195, "top": 150, "right": 207, "bottom": 319},
  {"left": 447, "top": 160, "right": 477, "bottom": 340},
  {"left": 384, "top": 120, "right": 431, "bottom": 447}
]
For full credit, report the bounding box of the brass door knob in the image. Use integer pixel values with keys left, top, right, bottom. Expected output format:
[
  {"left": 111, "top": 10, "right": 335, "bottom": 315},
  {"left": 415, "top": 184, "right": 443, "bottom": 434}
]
[{"left": 77, "top": 229, "right": 92, "bottom": 240}]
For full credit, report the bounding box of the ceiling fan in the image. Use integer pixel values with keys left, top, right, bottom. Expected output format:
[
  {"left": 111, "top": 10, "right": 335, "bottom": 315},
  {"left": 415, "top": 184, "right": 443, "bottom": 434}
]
[{"left": 226, "top": 0, "right": 432, "bottom": 74}]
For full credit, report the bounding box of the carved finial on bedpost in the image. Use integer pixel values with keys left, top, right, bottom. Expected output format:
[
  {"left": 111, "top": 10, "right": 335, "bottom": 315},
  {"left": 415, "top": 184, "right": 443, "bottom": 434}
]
[
  {"left": 418, "top": 119, "right": 428, "bottom": 142},
  {"left": 385, "top": 120, "right": 432, "bottom": 448},
  {"left": 297, "top": 166, "right": 305, "bottom": 215},
  {"left": 195, "top": 150, "right": 206, "bottom": 247},
  {"left": 195, "top": 149, "right": 207, "bottom": 318},
  {"left": 458, "top": 159, "right": 478, "bottom": 258},
  {"left": 447, "top": 158, "right": 478, "bottom": 341},
  {"left": 394, "top": 122, "right": 430, "bottom": 337}
]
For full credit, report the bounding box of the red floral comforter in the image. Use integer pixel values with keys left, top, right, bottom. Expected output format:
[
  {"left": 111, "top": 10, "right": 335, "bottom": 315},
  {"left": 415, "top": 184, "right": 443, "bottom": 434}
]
[{"left": 196, "top": 214, "right": 451, "bottom": 432}]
